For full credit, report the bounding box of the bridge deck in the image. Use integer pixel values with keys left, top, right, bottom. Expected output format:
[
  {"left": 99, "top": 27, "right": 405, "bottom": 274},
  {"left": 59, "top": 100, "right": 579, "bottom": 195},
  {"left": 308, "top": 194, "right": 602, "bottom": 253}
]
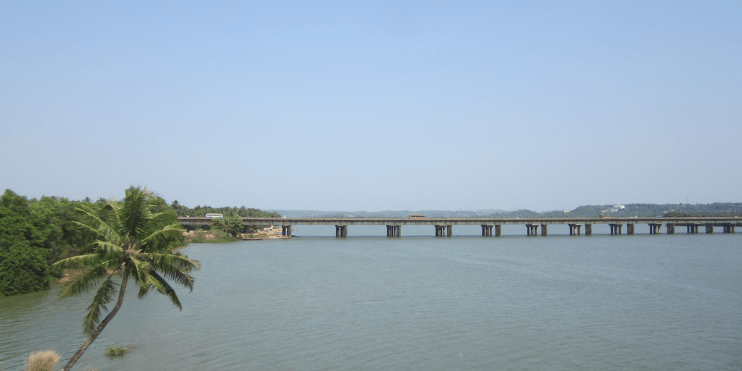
[{"left": 179, "top": 217, "right": 742, "bottom": 226}]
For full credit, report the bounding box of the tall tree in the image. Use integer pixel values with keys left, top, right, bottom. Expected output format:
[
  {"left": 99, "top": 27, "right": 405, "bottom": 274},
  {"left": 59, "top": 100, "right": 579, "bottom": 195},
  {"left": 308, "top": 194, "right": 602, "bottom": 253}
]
[
  {"left": 0, "top": 190, "right": 49, "bottom": 296},
  {"left": 51, "top": 187, "right": 200, "bottom": 371}
]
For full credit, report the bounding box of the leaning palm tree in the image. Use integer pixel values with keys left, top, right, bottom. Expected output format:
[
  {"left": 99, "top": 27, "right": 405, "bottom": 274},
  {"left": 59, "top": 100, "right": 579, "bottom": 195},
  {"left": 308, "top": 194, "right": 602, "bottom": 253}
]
[{"left": 51, "top": 187, "right": 200, "bottom": 371}]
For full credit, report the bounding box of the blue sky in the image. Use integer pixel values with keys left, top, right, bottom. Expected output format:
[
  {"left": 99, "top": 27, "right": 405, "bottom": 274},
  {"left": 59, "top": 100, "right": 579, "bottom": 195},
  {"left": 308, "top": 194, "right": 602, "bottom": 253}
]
[{"left": 1, "top": 1, "right": 740, "bottom": 211}]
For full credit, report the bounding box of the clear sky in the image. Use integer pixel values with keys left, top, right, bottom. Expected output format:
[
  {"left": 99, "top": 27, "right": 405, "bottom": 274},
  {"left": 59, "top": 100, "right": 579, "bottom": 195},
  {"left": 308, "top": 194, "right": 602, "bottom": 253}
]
[{"left": 1, "top": 1, "right": 740, "bottom": 212}]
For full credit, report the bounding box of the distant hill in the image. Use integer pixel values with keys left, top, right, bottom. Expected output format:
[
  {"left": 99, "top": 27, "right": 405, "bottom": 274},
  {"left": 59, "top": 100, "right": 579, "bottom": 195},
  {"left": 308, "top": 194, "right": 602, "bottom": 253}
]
[{"left": 274, "top": 203, "right": 742, "bottom": 218}]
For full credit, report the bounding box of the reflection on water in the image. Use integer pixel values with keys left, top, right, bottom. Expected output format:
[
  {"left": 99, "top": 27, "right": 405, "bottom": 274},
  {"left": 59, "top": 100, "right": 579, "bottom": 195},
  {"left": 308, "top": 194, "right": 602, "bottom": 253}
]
[{"left": 1, "top": 231, "right": 741, "bottom": 370}]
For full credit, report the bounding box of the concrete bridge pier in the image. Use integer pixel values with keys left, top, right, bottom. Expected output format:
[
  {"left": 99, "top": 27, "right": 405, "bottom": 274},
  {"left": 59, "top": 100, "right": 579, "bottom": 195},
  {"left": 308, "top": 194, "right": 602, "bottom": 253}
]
[
  {"left": 666, "top": 224, "right": 675, "bottom": 234},
  {"left": 525, "top": 224, "right": 539, "bottom": 236},
  {"left": 386, "top": 225, "right": 401, "bottom": 237},
  {"left": 686, "top": 224, "right": 699, "bottom": 234},
  {"left": 627, "top": 224, "right": 635, "bottom": 235},
  {"left": 568, "top": 224, "right": 582, "bottom": 235},
  {"left": 480, "top": 225, "right": 500, "bottom": 236},
  {"left": 585, "top": 224, "right": 592, "bottom": 235},
  {"left": 434, "top": 225, "right": 452, "bottom": 237},
  {"left": 648, "top": 223, "right": 662, "bottom": 234},
  {"left": 335, "top": 225, "right": 348, "bottom": 237},
  {"left": 609, "top": 224, "right": 622, "bottom": 235},
  {"left": 282, "top": 225, "right": 292, "bottom": 237},
  {"left": 481, "top": 225, "right": 493, "bottom": 236},
  {"left": 541, "top": 224, "right": 548, "bottom": 236},
  {"left": 723, "top": 224, "right": 735, "bottom": 233},
  {"left": 705, "top": 224, "right": 714, "bottom": 234}
]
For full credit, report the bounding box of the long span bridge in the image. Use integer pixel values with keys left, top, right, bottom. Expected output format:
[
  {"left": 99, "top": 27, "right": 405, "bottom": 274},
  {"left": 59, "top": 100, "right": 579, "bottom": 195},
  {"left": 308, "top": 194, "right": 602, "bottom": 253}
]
[{"left": 178, "top": 217, "right": 740, "bottom": 237}]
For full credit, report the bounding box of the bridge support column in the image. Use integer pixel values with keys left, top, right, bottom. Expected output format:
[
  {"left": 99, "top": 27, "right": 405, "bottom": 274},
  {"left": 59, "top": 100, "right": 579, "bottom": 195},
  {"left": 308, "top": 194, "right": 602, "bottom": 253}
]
[
  {"left": 447, "top": 225, "right": 452, "bottom": 237},
  {"left": 386, "top": 225, "right": 400, "bottom": 237},
  {"left": 387, "top": 225, "right": 400, "bottom": 237},
  {"left": 687, "top": 224, "right": 698, "bottom": 234},
  {"left": 648, "top": 224, "right": 662, "bottom": 234},
  {"left": 666, "top": 224, "right": 675, "bottom": 234},
  {"left": 282, "top": 225, "right": 292, "bottom": 237},
  {"left": 585, "top": 224, "right": 592, "bottom": 235},
  {"left": 609, "top": 224, "right": 622, "bottom": 235},
  {"left": 627, "top": 224, "right": 635, "bottom": 235},
  {"left": 495, "top": 225, "right": 502, "bottom": 236},
  {"left": 705, "top": 224, "right": 714, "bottom": 234},
  {"left": 541, "top": 224, "right": 548, "bottom": 236},
  {"left": 335, "top": 225, "right": 347, "bottom": 237},
  {"left": 435, "top": 225, "right": 443, "bottom": 237},
  {"left": 481, "top": 225, "right": 493, "bottom": 236},
  {"left": 569, "top": 224, "right": 582, "bottom": 235},
  {"left": 526, "top": 224, "right": 538, "bottom": 236},
  {"left": 723, "top": 224, "right": 735, "bottom": 233}
]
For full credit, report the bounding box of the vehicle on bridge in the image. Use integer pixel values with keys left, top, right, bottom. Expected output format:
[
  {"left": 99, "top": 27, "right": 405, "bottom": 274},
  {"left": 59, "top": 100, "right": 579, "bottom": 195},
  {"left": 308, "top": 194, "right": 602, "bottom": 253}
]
[
  {"left": 409, "top": 215, "right": 427, "bottom": 219},
  {"left": 205, "top": 213, "right": 223, "bottom": 218}
]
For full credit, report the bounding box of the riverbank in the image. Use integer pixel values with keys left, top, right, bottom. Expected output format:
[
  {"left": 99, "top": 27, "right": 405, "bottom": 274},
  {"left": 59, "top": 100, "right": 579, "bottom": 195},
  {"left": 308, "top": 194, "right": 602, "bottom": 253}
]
[{"left": 183, "top": 225, "right": 290, "bottom": 243}]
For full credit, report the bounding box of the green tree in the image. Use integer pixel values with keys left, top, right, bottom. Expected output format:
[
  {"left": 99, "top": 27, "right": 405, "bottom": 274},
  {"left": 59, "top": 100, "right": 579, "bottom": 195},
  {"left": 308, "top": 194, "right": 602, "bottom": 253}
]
[
  {"left": 51, "top": 187, "right": 199, "bottom": 371},
  {"left": 0, "top": 190, "right": 49, "bottom": 296},
  {"left": 223, "top": 213, "right": 245, "bottom": 237}
]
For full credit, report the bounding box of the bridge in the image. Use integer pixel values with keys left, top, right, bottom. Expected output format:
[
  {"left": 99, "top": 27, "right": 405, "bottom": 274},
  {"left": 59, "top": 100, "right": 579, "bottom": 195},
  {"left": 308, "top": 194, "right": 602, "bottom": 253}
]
[{"left": 178, "top": 217, "right": 741, "bottom": 237}]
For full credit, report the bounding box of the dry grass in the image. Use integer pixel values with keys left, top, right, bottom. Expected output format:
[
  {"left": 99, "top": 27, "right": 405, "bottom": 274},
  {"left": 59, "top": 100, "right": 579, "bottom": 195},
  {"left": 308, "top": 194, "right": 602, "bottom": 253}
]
[{"left": 24, "top": 350, "right": 61, "bottom": 371}]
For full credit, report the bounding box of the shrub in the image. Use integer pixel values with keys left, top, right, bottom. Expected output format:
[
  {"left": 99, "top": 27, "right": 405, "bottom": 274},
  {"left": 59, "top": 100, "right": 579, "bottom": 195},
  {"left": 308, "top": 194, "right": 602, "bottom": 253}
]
[
  {"left": 105, "top": 346, "right": 132, "bottom": 356},
  {"left": 24, "top": 350, "right": 61, "bottom": 371}
]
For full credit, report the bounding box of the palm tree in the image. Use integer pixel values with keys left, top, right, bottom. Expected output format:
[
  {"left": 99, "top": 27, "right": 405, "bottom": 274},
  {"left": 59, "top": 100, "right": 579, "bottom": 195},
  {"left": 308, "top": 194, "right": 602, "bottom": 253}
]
[{"left": 51, "top": 187, "right": 200, "bottom": 371}]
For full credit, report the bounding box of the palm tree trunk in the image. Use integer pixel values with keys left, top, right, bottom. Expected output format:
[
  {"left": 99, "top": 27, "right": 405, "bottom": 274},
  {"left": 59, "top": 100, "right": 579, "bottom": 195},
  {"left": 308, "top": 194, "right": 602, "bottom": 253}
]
[{"left": 61, "top": 270, "right": 129, "bottom": 371}]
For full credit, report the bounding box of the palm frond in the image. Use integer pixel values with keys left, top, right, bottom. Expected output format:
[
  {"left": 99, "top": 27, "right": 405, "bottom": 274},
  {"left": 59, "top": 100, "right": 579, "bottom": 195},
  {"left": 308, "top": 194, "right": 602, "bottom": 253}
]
[
  {"left": 121, "top": 187, "right": 152, "bottom": 240},
  {"left": 74, "top": 205, "right": 122, "bottom": 243},
  {"left": 106, "top": 200, "right": 123, "bottom": 233},
  {"left": 83, "top": 275, "right": 118, "bottom": 335},
  {"left": 59, "top": 259, "right": 116, "bottom": 298},
  {"left": 140, "top": 223, "right": 184, "bottom": 245},
  {"left": 141, "top": 253, "right": 198, "bottom": 291},
  {"left": 50, "top": 254, "right": 103, "bottom": 271},
  {"left": 137, "top": 281, "right": 152, "bottom": 299},
  {"left": 128, "top": 257, "right": 152, "bottom": 295},
  {"left": 94, "top": 240, "right": 125, "bottom": 260},
  {"left": 146, "top": 271, "right": 183, "bottom": 310},
  {"left": 143, "top": 252, "right": 201, "bottom": 272}
]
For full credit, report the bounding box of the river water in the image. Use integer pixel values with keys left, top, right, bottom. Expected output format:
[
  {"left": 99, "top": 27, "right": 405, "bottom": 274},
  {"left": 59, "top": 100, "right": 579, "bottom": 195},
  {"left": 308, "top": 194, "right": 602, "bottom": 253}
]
[{"left": 1, "top": 225, "right": 741, "bottom": 370}]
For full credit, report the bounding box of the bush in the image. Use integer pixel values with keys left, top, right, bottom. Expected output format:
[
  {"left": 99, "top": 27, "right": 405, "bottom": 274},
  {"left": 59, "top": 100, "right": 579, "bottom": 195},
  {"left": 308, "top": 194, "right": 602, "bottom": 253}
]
[
  {"left": 105, "top": 346, "right": 132, "bottom": 356},
  {"left": 24, "top": 350, "right": 61, "bottom": 371}
]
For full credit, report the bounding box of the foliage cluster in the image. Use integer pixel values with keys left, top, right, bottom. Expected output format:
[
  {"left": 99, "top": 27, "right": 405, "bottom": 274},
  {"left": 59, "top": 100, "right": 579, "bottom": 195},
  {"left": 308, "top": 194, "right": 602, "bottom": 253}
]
[
  {"left": 1, "top": 190, "right": 54, "bottom": 296},
  {"left": 209, "top": 213, "right": 255, "bottom": 237},
  {"left": 0, "top": 188, "right": 182, "bottom": 297},
  {"left": 105, "top": 346, "right": 132, "bottom": 357},
  {"left": 1, "top": 187, "right": 279, "bottom": 296}
]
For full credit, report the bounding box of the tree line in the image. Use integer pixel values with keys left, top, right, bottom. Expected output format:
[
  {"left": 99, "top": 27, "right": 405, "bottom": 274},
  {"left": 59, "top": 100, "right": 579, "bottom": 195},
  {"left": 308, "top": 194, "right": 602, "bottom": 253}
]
[
  {"left": 0, "top": 189, "right": 279, "bottom": 297},
  {"left": 170, "top": 201, "right": 281, "bottom": 218}
]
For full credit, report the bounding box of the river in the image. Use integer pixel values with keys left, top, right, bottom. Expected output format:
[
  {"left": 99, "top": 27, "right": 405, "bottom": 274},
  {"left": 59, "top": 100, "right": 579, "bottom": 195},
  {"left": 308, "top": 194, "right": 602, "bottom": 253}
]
[{"left": 1, "top": 225, "right": 741, "bottom": 370}]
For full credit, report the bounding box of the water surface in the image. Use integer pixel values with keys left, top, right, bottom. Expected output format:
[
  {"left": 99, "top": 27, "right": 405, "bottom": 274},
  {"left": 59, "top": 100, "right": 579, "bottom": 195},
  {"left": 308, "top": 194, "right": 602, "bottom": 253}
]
[{"left": 1, "top": 231, "right": 740, "bottom": 370}]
